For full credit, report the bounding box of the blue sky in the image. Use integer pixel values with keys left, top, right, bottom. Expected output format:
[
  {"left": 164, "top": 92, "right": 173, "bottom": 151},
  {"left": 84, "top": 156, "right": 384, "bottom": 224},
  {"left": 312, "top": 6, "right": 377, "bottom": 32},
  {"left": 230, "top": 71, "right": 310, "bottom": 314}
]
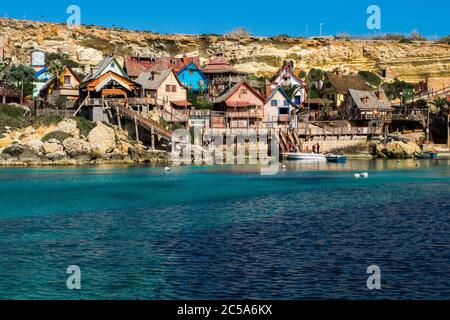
[{"left": 1, "top": 0, "right": 448, "bottom": 37}]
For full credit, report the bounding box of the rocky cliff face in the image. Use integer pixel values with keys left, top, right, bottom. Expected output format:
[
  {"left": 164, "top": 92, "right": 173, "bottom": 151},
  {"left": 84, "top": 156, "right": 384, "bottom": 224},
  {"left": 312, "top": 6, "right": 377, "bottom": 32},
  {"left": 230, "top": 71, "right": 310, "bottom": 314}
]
[{"left": 1, "top": 18, "right": 449, "bottom": 82}]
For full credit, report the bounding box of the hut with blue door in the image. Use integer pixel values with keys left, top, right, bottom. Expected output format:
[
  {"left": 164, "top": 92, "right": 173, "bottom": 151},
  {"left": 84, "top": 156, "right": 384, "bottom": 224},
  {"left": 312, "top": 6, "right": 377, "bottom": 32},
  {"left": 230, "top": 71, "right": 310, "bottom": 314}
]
[
  {"left": 177, "top": 62, "right": 209, "bottom": 93},
  {"left": 263, "top": 86, "right": 298, "bottom": 128}
]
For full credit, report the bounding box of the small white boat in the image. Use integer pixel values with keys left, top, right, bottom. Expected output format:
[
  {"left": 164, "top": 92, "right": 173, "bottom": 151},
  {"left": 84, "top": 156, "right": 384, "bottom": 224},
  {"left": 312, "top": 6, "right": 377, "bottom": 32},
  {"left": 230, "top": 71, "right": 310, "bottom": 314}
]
[{"left": 283, "top": 152, "right": 327, "bottom": 161}]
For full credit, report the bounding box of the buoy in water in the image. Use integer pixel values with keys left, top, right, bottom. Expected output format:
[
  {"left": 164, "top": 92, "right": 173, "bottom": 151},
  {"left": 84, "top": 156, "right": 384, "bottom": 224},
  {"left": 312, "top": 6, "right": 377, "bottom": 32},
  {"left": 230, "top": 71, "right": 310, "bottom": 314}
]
[{"left": 164, "top": 167, "right": 171, "bottom": 172}]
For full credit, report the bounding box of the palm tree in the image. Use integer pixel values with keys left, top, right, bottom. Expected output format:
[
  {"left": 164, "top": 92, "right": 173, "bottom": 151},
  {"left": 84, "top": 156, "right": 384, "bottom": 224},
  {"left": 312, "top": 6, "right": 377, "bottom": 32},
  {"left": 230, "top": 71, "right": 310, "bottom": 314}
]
[
  {"left": 48, "top": 59, "right": 65, "bottom": 89},
  {"left": 282, "top": 84, "right": 300, "bottom": 103},
  {"left": 430, "top": 97, "right": 448, "bottom": 116},
  {"left": 430, "top": 96, "right": 450, "bottom": 146}
]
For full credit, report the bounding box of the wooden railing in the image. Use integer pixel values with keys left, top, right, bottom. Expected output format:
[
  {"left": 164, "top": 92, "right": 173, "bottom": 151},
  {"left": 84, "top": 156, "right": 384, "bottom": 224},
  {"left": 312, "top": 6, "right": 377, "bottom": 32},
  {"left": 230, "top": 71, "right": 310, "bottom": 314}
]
[
  {"left": 115, "top": 104, "right": 172, "bottom": 140},
  {"left": 303, "top": 126, "right": 383, "bottom": 136},
  {"left": 36, "top": 108, "right": 75, "bottom": 117},
  {"left": 394, "top": 85, "right": 450, "bottom": 106}
]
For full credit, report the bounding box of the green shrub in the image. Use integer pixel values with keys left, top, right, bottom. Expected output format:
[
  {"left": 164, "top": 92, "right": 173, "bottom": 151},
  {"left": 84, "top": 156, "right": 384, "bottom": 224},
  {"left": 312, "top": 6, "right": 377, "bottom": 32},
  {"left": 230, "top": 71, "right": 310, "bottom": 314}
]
[
  {"left": 41, "top": 131, "right": 72, "bottom": 143},
  {"left": 0, "top": 104, "right": 24, "bottom": 118},
  {"left": 187, "top": 91, "right": 213, "bottom": 110},
  {"left": 399, "top": 38, "right": 413, "bottom": 44},
  {"left": 74, "top": 117, "right": 97, "bottom": 137},
  {"left": 358, "top": 71, "right": 382, "bottom": 87},
  {"left": 0, "top": 104, "right": 28, "bottom": 133}
]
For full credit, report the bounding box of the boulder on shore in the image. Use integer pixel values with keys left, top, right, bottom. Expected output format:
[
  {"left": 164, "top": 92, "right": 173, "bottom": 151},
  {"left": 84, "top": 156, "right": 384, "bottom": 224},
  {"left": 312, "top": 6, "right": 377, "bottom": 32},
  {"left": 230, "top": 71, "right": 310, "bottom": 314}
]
[
  {"left": 63, "top": 138, "right": 91, "bottom": 158},
  {"left": 87, "top": 122, "right": 116, "bottom": 155},
  {"left": 373, "top": 141, "right": 421, "bottom": 158},
  {"left": 26, "top": 139, "right": 44, "bottom": 153},
  {"left": 56, "top": 119, "right": 80, "bottom": 137},
  {"left": 43, "top": 140, "right": 64, "bottom": 154},
  {"left": 2, "top": 144, "right": 33, "bottom": 157}
]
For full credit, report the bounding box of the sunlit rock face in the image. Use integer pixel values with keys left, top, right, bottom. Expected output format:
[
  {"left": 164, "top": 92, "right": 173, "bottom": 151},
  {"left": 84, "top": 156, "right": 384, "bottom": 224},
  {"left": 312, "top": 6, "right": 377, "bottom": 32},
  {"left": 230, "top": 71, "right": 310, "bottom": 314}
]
[{"left": 1, "top": 18, "right": 449, "bottom": 82}]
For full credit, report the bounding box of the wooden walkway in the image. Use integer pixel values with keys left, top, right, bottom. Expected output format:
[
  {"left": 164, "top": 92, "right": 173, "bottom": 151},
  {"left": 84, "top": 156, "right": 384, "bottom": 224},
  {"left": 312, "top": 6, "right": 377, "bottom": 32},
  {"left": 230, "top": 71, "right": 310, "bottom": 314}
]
[
  {"left": 394, "top": 85, "right": 450, "bottom": 106},
  {"left": 113, "top": 103, "right": 172, "bottom": 141}
]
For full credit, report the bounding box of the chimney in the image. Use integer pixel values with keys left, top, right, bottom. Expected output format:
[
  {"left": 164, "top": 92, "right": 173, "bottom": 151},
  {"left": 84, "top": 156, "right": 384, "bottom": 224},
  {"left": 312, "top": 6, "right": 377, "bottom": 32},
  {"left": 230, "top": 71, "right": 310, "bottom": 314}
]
[
  {"left": 265, "top": 80, "right": 272, "bottom": 99},
  {"left": 282, "top": 60, "right": 294, "bottom": 70},
  {"left": 376, "top": 88, "right": 385, "bottom": 101}
]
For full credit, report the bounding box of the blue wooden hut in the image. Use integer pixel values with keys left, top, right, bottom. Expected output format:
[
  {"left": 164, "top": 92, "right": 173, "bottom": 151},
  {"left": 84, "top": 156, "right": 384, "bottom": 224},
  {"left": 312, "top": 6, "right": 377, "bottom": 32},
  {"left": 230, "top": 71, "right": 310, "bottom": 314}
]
[{"left": 177, "top": 62, "right": 209, "bottom": 93}]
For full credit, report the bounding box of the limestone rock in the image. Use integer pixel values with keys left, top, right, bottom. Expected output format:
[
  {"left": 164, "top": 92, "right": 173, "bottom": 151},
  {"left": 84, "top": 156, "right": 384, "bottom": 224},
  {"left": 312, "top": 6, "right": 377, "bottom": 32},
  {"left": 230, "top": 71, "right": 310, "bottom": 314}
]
[
  {"left": 0, "top": 135, "right": 13, "bottom": 148},
  {"left": 1, "top": 18, "right": 450, "bottom": 82},
  {"left": 56, "top": 119, "right": 80, "bottom": 137},
  {"left": 19, "top": 150, "right": 41, "bottom": 163},
  {"left": 2, "top": 144, "right": 31, "bottom": 157},
  {"left": 62, "top": 138, "right": 91, "bottom": 158},
  {"left": 87, "top": 122, "right": 116, "bottom": 155},
  {"left": 45, "top": 151, "right": 66, "bottom": 161},
  {"left": 108, "top": 149, "right": 127, "bottom": 160},
  {"left": 26, "top": 139, "right": 44, "bottom": 153},
  {"left": 43, "top": 140, "right": 64, "bottom": 154},
  {"left": 373, "top": 141, "right": 421, "bottom": 158}
]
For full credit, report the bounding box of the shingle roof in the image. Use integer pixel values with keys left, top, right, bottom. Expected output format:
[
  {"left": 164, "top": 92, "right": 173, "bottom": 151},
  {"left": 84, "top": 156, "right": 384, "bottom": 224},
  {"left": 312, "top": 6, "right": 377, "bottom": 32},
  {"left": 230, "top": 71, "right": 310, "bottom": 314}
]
[
  {"left": 270, "top": 65, "right": 306, "bottom": 87},
  {"left": 177, "top": 62, "right": 209, "bottom": 82},
  {"left": 212, "top": 81, "right": 265, "bottom": 105},
  {"left": 125, "top": 56, "right": 201, "bottom": 78},
  {"left": 325, "top": 72, "right": 371, "bottom": 93},
  {"left": 265, "top": 86, "right": 297, "bottom": 108},
  {"left": 348, "top": 89, "right": 393, "bottom": 111},
  {"left": 82, "top": 56, "right": 116, "bottom": 83},
  {"left": 203, "top": 54, "right": 244, "bottom": 74},
  {"left": 135, "top": 69, "right": 172, "bottom": 90}
]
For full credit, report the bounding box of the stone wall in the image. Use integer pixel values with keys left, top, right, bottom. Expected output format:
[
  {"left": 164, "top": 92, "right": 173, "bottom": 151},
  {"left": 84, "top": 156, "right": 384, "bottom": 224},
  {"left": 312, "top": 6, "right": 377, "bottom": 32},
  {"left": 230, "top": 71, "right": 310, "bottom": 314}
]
[{"left": 302, "top": 136, "right": 369, "bottom": 153}]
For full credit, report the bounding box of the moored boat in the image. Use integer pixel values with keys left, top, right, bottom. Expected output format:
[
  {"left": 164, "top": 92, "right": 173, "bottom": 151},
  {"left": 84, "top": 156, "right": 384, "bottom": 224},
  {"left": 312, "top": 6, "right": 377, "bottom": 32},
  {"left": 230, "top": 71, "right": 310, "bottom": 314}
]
[
  {"left": 283, "top": 153, "right": 327, "bottom": 161},
  {"left": 325, "top": 154, "right": 348, "bottom": 163},
  {"left": 415, "top": 152, "right": 438, "bottom": 160}
]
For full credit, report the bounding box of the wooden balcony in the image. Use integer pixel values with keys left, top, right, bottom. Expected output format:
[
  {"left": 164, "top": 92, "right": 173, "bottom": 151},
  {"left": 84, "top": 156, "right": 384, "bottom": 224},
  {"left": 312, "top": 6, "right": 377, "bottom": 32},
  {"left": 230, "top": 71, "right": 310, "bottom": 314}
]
[{"left": 224, "top": 111, "right": 263, "bottom": 119}]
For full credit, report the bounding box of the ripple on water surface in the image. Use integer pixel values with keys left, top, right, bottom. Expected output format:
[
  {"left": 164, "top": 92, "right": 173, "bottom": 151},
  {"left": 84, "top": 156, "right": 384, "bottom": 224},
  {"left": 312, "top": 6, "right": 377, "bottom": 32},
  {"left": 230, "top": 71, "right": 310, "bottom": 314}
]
[{"left": 0, "top": 161, "right": 449, "bottom": 299}]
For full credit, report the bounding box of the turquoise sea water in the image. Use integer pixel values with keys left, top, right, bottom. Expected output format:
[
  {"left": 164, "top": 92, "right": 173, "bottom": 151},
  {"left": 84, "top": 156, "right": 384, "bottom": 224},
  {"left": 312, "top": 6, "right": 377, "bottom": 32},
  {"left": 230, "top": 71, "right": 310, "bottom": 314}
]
[{"left": 0, "top": 160, "right": 449, "bottom": 300}]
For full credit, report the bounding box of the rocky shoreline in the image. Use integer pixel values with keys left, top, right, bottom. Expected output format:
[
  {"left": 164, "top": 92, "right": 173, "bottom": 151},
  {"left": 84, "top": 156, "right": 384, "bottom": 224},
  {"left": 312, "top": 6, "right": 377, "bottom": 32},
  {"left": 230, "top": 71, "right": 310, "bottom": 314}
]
[
  {"left": 1, "top": 116, "right": 444, "bottom": 167},
  {"left": 0, "top": 118, "right": 169, "bottom": 167}
]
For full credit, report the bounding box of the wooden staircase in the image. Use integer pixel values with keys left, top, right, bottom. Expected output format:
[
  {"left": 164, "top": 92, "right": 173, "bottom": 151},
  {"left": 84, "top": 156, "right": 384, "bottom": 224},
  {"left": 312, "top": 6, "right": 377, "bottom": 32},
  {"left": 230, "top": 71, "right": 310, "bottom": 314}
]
[
  {"left": 279, "top": 128, "right": 301, "bottom": 153},
  {"left": 114, "top": 103, "right": 172, "bottom": 141}
]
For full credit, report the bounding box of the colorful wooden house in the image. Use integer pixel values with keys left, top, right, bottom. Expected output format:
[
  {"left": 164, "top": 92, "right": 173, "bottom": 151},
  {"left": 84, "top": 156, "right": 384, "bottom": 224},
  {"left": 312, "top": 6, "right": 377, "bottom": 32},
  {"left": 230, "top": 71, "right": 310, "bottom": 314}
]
[
  {"left": 33, "top": 67, "right": 52, "bottom": 99},
  {"left": 263, "top": 86, "right": 297, "bottom": 128},
  {"left": 320, "top": 70, "right": 371, "bottom": 108},
  {"left": 177, "top": 62, "right": 209, "bottom": 93},
  {"left": 124, "top": 55, "right": 201, "bottom": 80},
  {"left": 135, "top": 69, "right": 189, "bottom": 107},
  {"left": 80, "top": 56, "right": 140, "bottom": 99},
  {"left": 271, "top": 62, "right": 307, "bottom": 106},
  {"left": 38, "top": 66, "right": 80, "bottom": 107},
  {"left": 346, "top": 89, "right": 392, "bottom": 118},
  {"left": 212, "top": 81, "right": 265, "bottom": 128},
  {"left": 203, "top": 52, "right": 246, "bottom": 96},
  {"left": 79, "top": 57, "right": 141, "bottom": 121}
]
